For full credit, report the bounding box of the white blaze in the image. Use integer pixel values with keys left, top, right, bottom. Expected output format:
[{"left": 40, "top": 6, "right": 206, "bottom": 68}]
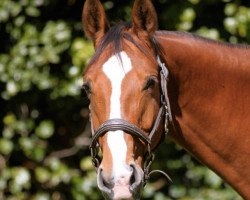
[{"left": 102, "top": 51, "right": 132, "bottom": 180}]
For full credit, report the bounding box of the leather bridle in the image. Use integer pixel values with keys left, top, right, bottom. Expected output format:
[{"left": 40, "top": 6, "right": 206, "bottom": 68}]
[{"left": 88, "top": 55, "right": 172, "bottom": 184}]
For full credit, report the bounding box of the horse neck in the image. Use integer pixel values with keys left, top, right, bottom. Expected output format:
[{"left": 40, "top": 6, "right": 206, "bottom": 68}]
[{"left": 155, "top": 31, "right": 250, "bottom": 199}]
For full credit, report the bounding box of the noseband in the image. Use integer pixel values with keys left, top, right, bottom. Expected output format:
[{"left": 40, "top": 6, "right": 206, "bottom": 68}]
[{"left": 88, "top": 55, "right": 172, "bottom": 184}]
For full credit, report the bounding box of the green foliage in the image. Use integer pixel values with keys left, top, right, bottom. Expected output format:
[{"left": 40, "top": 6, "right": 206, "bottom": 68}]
[
  {"left": 35, "top": 120, "right": 54, "bottom": 139},
  {"left": 0, "top": 0, "right": 248, "bottom": 199}
]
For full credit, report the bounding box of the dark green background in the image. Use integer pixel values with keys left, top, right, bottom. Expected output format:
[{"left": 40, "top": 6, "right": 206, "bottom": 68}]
[{"left": 1, "top": 0, "right": 249, "bottom": 199}]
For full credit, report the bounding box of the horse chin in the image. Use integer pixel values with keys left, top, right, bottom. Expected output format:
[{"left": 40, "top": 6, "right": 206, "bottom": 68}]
[
  {"left": 112, "top": 185, "right": 133, "bottom": 200},
  {"left": 100, "top": 187, "right": 141, "bottom": 200},
  {"left": 110, "top": 185, "right": 142, "bottom": 200},
  {"left": 112, "top": 173, "right": 143, "bottom": 199}
]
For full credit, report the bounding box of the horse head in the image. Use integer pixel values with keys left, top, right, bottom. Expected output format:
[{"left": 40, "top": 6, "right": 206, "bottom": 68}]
[{"left": 82, "top": 0, "right": 169, "bottom": 199}]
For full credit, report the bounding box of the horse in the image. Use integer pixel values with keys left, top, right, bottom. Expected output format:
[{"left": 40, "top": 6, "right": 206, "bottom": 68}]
[{"left": 82, "top": 0, "right": 250, "bottom": 199}]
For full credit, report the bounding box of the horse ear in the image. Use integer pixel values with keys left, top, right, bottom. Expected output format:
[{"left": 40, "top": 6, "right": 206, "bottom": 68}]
[
  {"left": 132, "top": 0, "right": 158, "bottom": 37},
  {"left": 82, "top": 0, "right": 110, "bottom": 47}
]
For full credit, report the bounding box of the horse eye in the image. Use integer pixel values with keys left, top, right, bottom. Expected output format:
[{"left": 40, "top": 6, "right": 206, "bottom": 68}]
[
  {"left": 81, "top": 82, "right": 91, "bottom": 105},
  {"left": 143, "top": 77, "right": 156, "bottom": 90},
  {"left": 82, "top": 82, "right": 91, "bottom": 96}
]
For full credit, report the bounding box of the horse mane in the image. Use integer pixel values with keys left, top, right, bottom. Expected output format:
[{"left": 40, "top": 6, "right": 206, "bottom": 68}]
[
  {"left": 88, "top": 22, "right": 164, "bottom": 66},
  {"left": 88, "top": 22, "right": 250, "bottom": 68},
  {"left": 159, "top": 31, "right": 250, "bottom": 49}
]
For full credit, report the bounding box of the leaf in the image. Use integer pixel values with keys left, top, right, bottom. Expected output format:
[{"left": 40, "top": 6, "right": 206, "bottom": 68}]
[{"left": 35, "top": 120, "right": 54, "bottom": 139}]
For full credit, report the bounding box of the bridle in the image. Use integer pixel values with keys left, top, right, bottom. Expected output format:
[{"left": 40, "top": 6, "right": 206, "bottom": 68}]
[{"left": 88, "top": 55, "right": 173, "bottom": 184}]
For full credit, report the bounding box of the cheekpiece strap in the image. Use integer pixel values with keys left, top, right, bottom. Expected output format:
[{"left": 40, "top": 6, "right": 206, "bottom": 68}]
[{"left": 157, "top": 55, "right": 173, "bottom": 132}]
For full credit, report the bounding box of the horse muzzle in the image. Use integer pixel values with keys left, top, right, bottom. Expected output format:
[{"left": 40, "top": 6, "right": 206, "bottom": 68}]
[{"left": 97, "top": 163, "right": 144, "bottom": 200}]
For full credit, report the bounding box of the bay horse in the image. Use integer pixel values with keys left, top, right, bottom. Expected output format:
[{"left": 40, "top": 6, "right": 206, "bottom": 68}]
[{"left": 82, "top": 0, "right": 250, "bottom": 199}]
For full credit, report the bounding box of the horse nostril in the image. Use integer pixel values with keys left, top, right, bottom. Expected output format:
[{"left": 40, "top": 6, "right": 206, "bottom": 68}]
[
  {"left": 97, "top": 168, "right": 112, "bottom": 195},
  {"left": 129, "top": 164, "right": 143, "bottom": 192},
  {"left": 130, "top": 171, "right": 136, "bottom": 185}
]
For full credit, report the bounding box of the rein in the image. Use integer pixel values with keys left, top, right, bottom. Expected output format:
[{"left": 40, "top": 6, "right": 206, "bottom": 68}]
[{"left": 88, "top": 54, "right": 173, "bottom": 185}]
